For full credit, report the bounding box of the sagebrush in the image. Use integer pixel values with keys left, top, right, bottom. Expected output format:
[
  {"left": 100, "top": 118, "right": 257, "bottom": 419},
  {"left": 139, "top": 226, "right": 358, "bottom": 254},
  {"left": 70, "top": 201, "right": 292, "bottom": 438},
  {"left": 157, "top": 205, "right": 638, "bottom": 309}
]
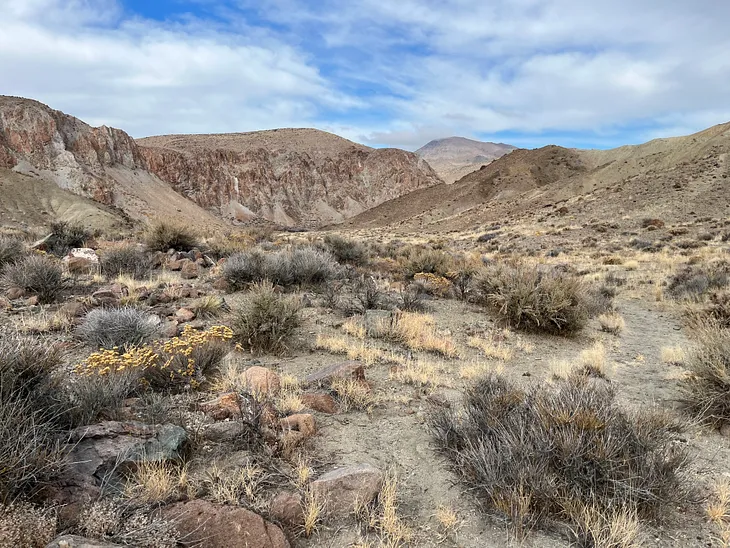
[{"left": 1, "top": 255, "right": 64, "bottom": 303}]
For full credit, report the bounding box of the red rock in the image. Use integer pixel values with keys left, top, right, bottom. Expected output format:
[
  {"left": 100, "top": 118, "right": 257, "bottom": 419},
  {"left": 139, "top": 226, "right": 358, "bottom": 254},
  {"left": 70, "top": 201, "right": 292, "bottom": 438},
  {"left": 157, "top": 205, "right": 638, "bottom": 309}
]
[
  {"left": 201, "top": 392, "right": 240, "bottom": 420},
  {"left": 175, "top": 308, "right": 196, "bottom": 323},
  {"left": 167, "top": 258, "right": 187, "bottom": 271},
  {"left": 279, "top": 413, "right": 316, "bottom": 438},
  {"left": 311, "top": 463, "right": 383, "bottom": 515},
  {"left": 161, "top": 499, "right": 289, "bottom": 548},
  {"left": 269, "top": 491, "right": 304, "bottom": 527},
  {"left": 243, "top": 366, "right": 281, "bottom": 396},
  {"left": 301, "top": 392, "right": 338, "bottom": 414},
  {"left": 304, "top": 361, "right": 365, "bottom": 386},
  {"left": 181, "top": 261, "right": 199, "bottom": 279}
]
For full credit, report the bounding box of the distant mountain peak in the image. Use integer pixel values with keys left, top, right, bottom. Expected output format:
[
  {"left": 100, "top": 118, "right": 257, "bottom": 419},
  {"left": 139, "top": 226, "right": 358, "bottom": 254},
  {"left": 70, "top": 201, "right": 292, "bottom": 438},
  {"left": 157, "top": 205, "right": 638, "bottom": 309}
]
[{"left": 415, "top": 136, "right": 517, "bottom": 183}]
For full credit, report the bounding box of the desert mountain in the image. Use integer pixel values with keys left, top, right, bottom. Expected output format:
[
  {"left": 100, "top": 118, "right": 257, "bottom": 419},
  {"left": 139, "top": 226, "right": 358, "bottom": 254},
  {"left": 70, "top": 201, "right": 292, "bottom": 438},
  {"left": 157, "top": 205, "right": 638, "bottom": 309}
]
[
  {"left": 415, "top": 136, "right": 516, "bottom": 183},
  {"left": 345, "top": 123, "right": 730, "bottom": 233},
  {"left": 0, "top": 95, "right": 441, "bottom": 230},
  {"left": 139, "top": 130, "right": 442, "bottom": 226}
]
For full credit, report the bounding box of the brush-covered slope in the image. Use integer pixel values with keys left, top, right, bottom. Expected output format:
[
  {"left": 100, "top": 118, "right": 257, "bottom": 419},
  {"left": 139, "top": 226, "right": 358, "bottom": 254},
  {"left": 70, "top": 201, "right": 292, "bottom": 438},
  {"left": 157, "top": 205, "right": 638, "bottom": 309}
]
[
  {"left": 415, "top": 137, "right": 516, "bottom": 183},
  {"left": 138, "top": 130, "right": 442, "bottom": 226}
]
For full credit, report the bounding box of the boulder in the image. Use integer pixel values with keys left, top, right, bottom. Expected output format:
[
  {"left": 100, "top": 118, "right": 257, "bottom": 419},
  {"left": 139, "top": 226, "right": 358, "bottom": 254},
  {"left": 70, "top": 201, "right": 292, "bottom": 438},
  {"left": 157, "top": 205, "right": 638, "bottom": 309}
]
[
  {"left": 175, "top": 307, "right": 196, "bottom": 323},
  {"left": 91, "top": 284, "right": 127, "bottom": 305},
  {"left": 304, "top": 361, "right": 365, "bottom": 386},
  {"left": 269, "top": 491, "right": 304, "bottom": 527},
  {"left": 243, "top": 366, "right": 281, "bottom": 396},
  {"left": 203, "top": 421, "right": 246, "bottom": 443},
  {"left": 311, "top": 463, "right": 383, "bottom": 515},
  {"left": 301, "top": 392, "right": 338, "bottom": 414},
  {"left": 161, "top": 499, "right": 289, "bottom": 548},
  {"left": 63, "top": 248, "right": 99, "bottom": 275},
  {"left": 180, "top": 261, "right": 199, "bottom": 280},
  {"left": 279, "top": 413, "right": 316, "bottom": 438},
  {"left": 46, "top": 535, "right": 123, "bottom": 548}
]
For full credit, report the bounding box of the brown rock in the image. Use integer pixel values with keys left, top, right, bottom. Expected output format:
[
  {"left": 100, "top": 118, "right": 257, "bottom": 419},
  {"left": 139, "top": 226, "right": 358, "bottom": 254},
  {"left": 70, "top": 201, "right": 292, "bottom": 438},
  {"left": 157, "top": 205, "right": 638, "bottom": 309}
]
[
  {"left": 65, "top": 256, "right": 95, "bottom": 274},
  {"left": 212, "top": 277, "right": 231, "bottom": 291},
  {"left": 175, "top": 307, "right": 196, "bottom": 323},
  {"left": 181, "top": 261, "right": 200, "bottom": 279},
  {"left": 243, "top": 366, "right": 281, "bottom": 396},
  {"left": 311, "top": 463, "right": 383, "bottom": 515},
  {"left": 304, "top": 361, "right": 365, "bottom": 386},
  {"left": 25, "top": 295, "right": 40, "bottom": 306},
  {"left": 203, "top": 421, "right": 247, "bottom": 443},
  {"left": 6, "top": 286, "right": 26, "bottom": 300},
  {"left": 167, "top": 258, "right": 187, "bottom": 271},
  {"left": 279, "top": 413, "right": 316, "bottom": 438},
  {"left": 301, "top": 392, "right": 338, "bottom": 414},
  {"left": 162, "top": 499, "right": 289, "bottom": 548},
  {"left": 269, "top": 491, "right": 304, "bottom": 527},
  {"left": 201, "top": 392, "right": 241, "bottom": 420},
  {"left": 60, "top": 301, "right": 88, "bottom": 318}
]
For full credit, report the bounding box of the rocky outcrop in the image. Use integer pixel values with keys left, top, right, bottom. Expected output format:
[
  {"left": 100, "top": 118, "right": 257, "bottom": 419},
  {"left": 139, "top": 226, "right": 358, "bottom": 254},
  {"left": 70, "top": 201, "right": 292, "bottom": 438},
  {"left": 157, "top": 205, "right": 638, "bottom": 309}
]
[
  {"left": 0, "top": 96, "right": 442, "bottom": 228},
  {"left": 138, "top": 131, "right": 442, "bottom": 226}
]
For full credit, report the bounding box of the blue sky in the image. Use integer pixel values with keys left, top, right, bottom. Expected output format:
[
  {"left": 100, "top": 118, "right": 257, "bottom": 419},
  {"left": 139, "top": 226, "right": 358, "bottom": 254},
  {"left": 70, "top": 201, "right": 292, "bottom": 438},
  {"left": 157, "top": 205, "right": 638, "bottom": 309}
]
[{"left": 2, "top": 0, "right": 730, "bottom": 150}]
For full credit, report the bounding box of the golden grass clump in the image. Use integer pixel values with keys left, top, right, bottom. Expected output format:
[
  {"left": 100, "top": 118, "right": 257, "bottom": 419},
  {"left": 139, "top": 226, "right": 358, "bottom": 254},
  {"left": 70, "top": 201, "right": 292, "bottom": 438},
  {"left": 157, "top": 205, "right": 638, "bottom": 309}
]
[
  {"left": 598, "top": 311, "right": 626, "bottom": 335},
  {"left": 467, "top": 336, "right": 513, "bottom": 361},
  {"left": 372, "top": 311, "right": 458, "bottom": 358}
]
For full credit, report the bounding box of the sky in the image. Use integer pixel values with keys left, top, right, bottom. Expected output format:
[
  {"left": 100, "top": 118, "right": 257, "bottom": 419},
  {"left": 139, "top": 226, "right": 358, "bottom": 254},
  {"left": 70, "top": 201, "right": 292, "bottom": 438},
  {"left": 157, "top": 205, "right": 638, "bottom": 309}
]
[{"left": 2, "top": 0, "right": 730, "bottom": 150}]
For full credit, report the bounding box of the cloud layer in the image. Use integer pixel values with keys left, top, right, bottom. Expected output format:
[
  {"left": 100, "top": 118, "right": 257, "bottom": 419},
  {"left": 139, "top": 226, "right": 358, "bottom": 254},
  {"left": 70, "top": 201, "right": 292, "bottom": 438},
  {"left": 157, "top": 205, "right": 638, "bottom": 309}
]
[{"left": 2, "top": 0, "right": 729, "bottom": 149}]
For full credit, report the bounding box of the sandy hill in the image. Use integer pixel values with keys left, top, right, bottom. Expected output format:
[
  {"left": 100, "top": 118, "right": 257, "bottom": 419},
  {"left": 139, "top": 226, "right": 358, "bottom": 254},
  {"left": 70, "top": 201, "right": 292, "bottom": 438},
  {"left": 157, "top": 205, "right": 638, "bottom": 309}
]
[
  {"left": 415, "top": 137, "right": 516, "bottom": 183},
  {"left": 343, "top": 123, "right": 730, "bottom": 234}
]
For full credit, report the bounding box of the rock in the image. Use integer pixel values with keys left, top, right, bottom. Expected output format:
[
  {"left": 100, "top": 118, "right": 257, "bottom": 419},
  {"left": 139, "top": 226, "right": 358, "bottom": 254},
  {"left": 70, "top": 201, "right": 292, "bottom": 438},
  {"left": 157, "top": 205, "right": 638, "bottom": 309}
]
[
  {"left": 311, "top": 463, "right": 383, "bottom": 515},
  {"left": 304, "top": 361, "right": 366, "bottom": 386},
  {"left": 201, "top": 392, "right": 241, "bottom": 420},
  {"left": 301, "top": 392, "right": 338, "bottom": 414},
  {"left": 91, "top": 284, "right": 126, "bottom": 305},
  {"left": 280, "top": 413, "right": 316, "bottom": 438},
  {"left": 161, "top": 499, "right": 289, "bottom": 548},
  {"left": 46, "top": 535, "right": 123, "bottom": 548},
  {"left": 62, "top": 421, "right": 187, "bottom": 500},
  {"left": 180, "top": 286, "right": 200, "bottom": 299},
  {"left": 162, "top": 320, "right": 180, "bottom": 338},
  {"left": 167, "top": 258, "right": 187, "bottom": 271},
  {"left": 243, "top": 366, "right": 281, "bottom": 396},
  {"left": 150, "top": 251, "right": 167, "bottom": 268},
  {"left": 64, "top": 256, "right": 95, "bottom": 275},
  {"left": 6, "top": 286, "right": 26, "bottom": 300},
  {"left": 175, "top": 307, "right": 196, "bottom": 323},
  {"left": 720, "top": 423, "right": 730, "bottom": 438},
  {"left": 203, "top": 421, "right": 246, "bottom": 443},
  {"left": 212, "top": 277, "right": 231, "bottom": 291},
  {"left": 269, "top": 491, "right": 304, "bottom": 527},
  {"left": 181, "top": 261, "right": 200, "bottom": 279},
  {"left": 25, "top": 295, "right": 39, "bottom": 306}
]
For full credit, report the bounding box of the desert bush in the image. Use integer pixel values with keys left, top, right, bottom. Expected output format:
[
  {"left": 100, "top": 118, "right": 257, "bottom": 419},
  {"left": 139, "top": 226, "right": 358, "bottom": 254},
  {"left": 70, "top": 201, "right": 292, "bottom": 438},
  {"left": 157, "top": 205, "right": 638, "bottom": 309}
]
[
  {"left": 100, "top": 245, "right": 151, "bottom": 280},
  {"left": 0, "top": 335, "right": 67, "bottom": 502},
  {"left": 233, "top": 281, "right": 301, "bottom": 354},
  {"left": 702, "top": 290, "right": 730, "bottom": 327},
  {"left": 682, "top": 325, "right": 730, "bottom": 426},
  {"left": 77, "top": 307, "right": 158, "bottom": 349},
  {"left": 351, "top": 274, "right": 384, "bottom": 313},
  {"left": 77, "top": 499, "right": 179, "bottom": 547},
  {"left": 1, "top": 255, "right": 64, "bottom": 303},
  {"left": 398, "top": 284, "right": 428, "bottom": 312},
  {"left": 429, "top": 373, "right": 689, "bottom": 542},
  {"left": 667, "top": 262, "right": 730, "bottom": 301},
  {"left": 0, "top": 502, "right": 57, "bottom": 547},
  {"left": 402, "top": 247, "right": 453, "bottom": 279},
  {"left": 474, "top": 262, "right": 590, "bottom": 334},
  {"left": 322, "top": 234, "right": 369, "bottom": 266},
  {"left": 0, "top": 236, "right": 25, "bottom": 270},
  {"left": 144, "top": 221, "right": 199, "bottom": 252},
  {"left": 224, "top": 247, "right": 341, "bottom": 289},
  {"left": 46, "top": 221, "right": 92, "bottom": 256},
  {"left": 65, "top": 370, "right": 140, "bottom": 427}
]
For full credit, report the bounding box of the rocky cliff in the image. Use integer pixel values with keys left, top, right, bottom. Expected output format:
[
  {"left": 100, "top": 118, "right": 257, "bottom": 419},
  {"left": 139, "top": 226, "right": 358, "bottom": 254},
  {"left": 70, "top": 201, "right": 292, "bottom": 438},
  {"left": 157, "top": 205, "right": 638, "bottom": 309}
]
[
  {"left": 0, "top": 96, "right": 442, "bottom": 228},
  {"left": 138, "top": 130, "right": 443, "bottom": 226}
]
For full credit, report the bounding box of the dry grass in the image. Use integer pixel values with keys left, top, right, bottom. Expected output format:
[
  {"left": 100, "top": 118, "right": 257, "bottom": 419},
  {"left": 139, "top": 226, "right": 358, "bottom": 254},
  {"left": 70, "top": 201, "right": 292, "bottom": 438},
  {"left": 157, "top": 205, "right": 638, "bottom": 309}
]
[
  {"left": 292, "top": 455, "right": 313, "bottom": 490},
  {"left": 191, "top": 295, "right": 225, "bottom": 319},
  {"left": 126, "top": 461, "right": 188, "bottom": 503},
  {"left": 707, "top": 481, "right": 730, "bottom": 548},
  {"left": 331, "top": 377, "right": 375, "bottom": 412},
  {"left": 459, "top": 359, "right": 501, "bottom": 380},
  {"left": 577, "top": 341, "right": 611, "bottom": 379},
  {"left": 435, "top": 505, "right": 459, "bottom": 535},
  {"left": 661, "top": 346, "right": 686, "bottom": 365},
  {"left": 356, "top": 471, "right": 413, "bottom": 547},
  {"left": 343, "top": 316, "right": 367, "bottom": 339},
  {"left": 466, "top": 336, "right": 513, "bottom": 361},
  {"left": 371, "top": 312, "right": 459, "bottom": 358},
  {"left": 598, "top": 311, "right": 626, "bottom": 335},
  {"left": 199, "top": 463, "right": 265, "bottom": 508},
  {"left": 315, "top": 333, "right": 384, "bottom": 365},
  {"left": 302, "top": 487, "right": 325, "bottom": 538},
  {"left": 391, "top": 360, "right": 448, "bottom": 390},
  {"left": 566, "top": 502, "right": 641, "bottom": 548}
]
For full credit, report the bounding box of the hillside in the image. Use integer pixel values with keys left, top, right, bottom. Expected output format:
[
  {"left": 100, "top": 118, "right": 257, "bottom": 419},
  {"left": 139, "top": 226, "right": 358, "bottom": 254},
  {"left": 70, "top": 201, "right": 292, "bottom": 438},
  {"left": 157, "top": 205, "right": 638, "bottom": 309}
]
[
  {"left": 415, "top": 137, "right": 516, "bottom": 183},
  {"left": 0, "top": 96, "right": 442, "bottom": 229},
  {"left": 138, "top": 130, "right": 442, "bottom": 226},
  {"left": 344, "top": 123, "right": 730, "bottom": 234}
]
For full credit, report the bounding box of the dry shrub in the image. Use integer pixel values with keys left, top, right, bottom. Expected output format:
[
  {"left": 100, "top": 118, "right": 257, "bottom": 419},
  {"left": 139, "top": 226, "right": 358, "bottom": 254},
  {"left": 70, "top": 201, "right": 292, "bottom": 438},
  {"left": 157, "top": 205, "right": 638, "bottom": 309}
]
[
  {"left": 681, "top": 325, "right": 730, "bottom": 426},
  {"left": 598, "top": 311, "right": 626, "bottom": 335},
  {"left": 0, "top": 502, "right": 56, "bottom": 547},
  {"left": 401, "top": 246, "right": 453, "bottom": 279},
  {"left": 0, "top": 236, "right": 25, "bottom": 269},
  {"left": 46, "top": 220, "right": 92, "bottom": 256},
  {"left": 223, "top": 247, "right": 341, "bottom": 289},
  {"left": 1, "top": 254, "right": 64, "bottom": 303},
  {"left": 65, "top": 370, "right": 140, "bottom": 427},
  {"left": 100, "top": 244, "right": 151, "bottom": 280},
  {"left": 666, "top": 261, "right": 730, "bottom": 301},
  {"left": 233, "top": 281, "right": 301, "bottom": 354},
  {"left": 474, "top": 262, "right": 590, "bottom": 335},
  {"left": 323, "top": 234, "right": 369, "bottom": 266},
  {"left": 77, "top": 307, "right": 159, "bottom": 349},
  {"left": 429, "top": 373, "right": 689, "bottom": 543},
  {"left": 144, "top": 220, "right": 199, "bottom": 252},
  {"left": 371, "top": 311, "right": 458, "bottom": 358}
]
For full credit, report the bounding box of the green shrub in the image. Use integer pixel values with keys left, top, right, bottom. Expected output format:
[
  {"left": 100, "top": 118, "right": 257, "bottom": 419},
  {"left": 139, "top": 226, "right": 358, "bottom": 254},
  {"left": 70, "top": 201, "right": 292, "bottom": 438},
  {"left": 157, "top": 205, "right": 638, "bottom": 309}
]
[
  {"left": 323, "top": 234, "right": 369, "bottom": 266},
  {"left": 100, "top": 245, "right": 151, "bottom": 280},
  {"left": 682, "top": 325, "right": 730, "bottom": 426},
  {"left": 430, "top": 373, "right": 689, "bottom": 542},
  {"left": 0, "top": 236, "right": 25, "bottom": 270},
  {"left": 1, "top": 255, "right": 64, "bottom": 303},
  {"left": 233, "top": 281, "right": 301, "bottom": 354},
  {"left": 474, "top": 262, "right": 590, "bottom": 334},
  {"left": 77, "top": 307, "right": 158, "bottom": 349},
  {"left": 144, "top": 221, "right": 199, "bottom": 252}
]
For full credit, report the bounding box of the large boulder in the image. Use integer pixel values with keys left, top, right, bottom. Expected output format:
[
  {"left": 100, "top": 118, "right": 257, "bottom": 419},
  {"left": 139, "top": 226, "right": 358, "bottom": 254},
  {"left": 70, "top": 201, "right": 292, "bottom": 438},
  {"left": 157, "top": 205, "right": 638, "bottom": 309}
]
[
  {"left": 311, "top": 463, "right": 383, "bottom": 516},
  {"left": 162, "top": 499, "right": 289, "bottom": 548}
]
